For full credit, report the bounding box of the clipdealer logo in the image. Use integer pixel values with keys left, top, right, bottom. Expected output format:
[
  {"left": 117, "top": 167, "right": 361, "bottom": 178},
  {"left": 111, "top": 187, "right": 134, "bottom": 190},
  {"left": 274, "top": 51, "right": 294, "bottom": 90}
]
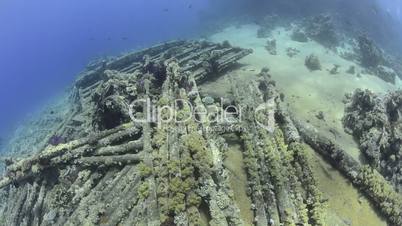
[{"left": 125, "top": 97, "right": 275, "bottom": 133}]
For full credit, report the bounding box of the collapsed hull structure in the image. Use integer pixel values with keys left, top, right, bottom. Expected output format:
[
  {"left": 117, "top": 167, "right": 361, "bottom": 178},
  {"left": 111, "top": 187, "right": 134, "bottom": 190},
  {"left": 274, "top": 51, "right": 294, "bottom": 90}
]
[{"left": 0, "top": 40, "right": 400, "bottom": 226}]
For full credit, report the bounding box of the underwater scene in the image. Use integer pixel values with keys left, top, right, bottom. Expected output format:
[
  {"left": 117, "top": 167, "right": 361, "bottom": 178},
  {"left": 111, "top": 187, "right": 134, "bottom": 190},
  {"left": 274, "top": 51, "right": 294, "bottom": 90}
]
[{"left": 1, "top": 0, "right": 402, "bottom": 225}]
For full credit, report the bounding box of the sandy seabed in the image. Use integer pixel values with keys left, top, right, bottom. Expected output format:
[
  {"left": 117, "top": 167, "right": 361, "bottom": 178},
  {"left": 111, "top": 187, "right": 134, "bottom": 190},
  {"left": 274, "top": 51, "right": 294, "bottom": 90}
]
[{"left": 202, "top": 24, "right": 396, "bottom": 226}]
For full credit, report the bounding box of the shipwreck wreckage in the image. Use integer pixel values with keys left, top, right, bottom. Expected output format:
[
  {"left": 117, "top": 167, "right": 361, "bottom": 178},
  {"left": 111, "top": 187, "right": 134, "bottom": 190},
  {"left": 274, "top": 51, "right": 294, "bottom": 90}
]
[{"left": 0, "top": 40, "right": 401, "bottom": 226}]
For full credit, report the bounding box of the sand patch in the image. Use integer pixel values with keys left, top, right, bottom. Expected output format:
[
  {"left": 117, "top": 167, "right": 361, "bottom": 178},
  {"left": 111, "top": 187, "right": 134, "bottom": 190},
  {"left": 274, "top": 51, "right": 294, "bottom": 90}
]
[{"left": 208, "top": 24, "right": 398, "bottom": 161}]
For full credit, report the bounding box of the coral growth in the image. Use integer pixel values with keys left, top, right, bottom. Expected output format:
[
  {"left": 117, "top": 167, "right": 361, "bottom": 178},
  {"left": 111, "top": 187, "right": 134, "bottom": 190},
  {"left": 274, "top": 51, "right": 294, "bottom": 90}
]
[
  {"left": 48, "top": 135, "right": 66, "bottom": 146},
  {"left": 375, "top": 65, "right": 397, "bottom": 84},
  {"left": 265, "top": 39, "right": 277, "bottom": 55},
  {"left": 305, "top": 54, "right": 322, "bottom": 71},
  {"left": 296, "top": 119, "right": 402, "bottom": 225},
  {"left": 291, "top": 29, "right": 308, "bottom": 43},
  {"left": 355, "top": 35, "right": 399, "bottom": 84},
  {"left": 358, "top": 35, "right": 384, "bottom": 68},
  {"left": 286, "top": 48, "right": 300, "bottom": 58},
  {"left": 343, "top": 89, "right": 402, "bottom": 192},
  {"left": 329, "top": 64, "right": 341, "bottom": 75},
  {"left": 355, "top": 166, "right": 402, "bottom": 225},
  {"left": 304, "top": 14, "right": 338, "bottom": 48}
]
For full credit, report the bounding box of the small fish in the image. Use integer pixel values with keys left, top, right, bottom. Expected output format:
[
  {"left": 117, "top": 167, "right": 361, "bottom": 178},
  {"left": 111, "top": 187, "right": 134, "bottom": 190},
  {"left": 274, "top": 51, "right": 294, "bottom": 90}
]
[
  {"left": 188, "top": 4, "right": 192, "bottom": 9},
  {"left": 163, "top": 8, "right": 169, "bottom": 12},
  {"left": 121, "top": 37, "right": 128, "bottom": 41}
]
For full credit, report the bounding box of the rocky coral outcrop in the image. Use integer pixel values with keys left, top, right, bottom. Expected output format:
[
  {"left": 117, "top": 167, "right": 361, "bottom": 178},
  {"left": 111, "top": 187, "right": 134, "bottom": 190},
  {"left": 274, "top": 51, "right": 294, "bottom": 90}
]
[
  {"left": 329, "top": 64, "right": 341, "bottom": 75},
  {"left": 305, "top": 54, "right": 322, "bottom": 71},
  {"left": 343, "top": 89, "right": 402, "bottom": 192},
  {"left": 375, "top": 65, "right": 397, "bottom": 84},
  {"left": 265, "top": 39, "right": 277, "bottom": 55},
  {"left": 290, "top": 29, "right": 308, "bottom": 43},
  {"left": 286, "top": 48, "right": 300, "bottom": 58},
  {"left": 353, "top": 35, "right": 400, "bottom": 84},
  {"left": 357, "top": 35, "right": 384, "bottom": 68},
  {"left": 304, "top": 14, "right": 338, "bottom": 48}
]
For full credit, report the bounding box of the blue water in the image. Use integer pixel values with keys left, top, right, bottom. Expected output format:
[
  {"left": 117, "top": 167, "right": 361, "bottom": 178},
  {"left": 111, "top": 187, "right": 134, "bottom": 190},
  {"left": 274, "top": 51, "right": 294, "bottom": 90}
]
[
  {"left": 0, "top": 0, "right": 208, "bottom": 137},
  {"left": 0, "top": 0, "right": 402, "bottom": 139}
]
